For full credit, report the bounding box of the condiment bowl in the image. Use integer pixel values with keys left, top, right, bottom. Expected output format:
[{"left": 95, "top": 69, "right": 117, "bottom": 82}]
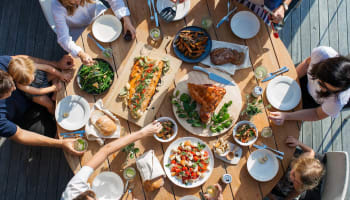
[
  {"left": 154, "top": 117, "right": 178, "bottom": 143},
  {"left": 233, "top": 120, "right": 258, "bottom": 146}
]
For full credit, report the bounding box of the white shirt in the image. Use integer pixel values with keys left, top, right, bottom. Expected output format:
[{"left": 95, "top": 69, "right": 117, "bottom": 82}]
[
  {"left": 52, "top": 0, "right": 130, "bottom": 57},
  {"left": 307, "top": 46, "right": 350, "bottom": 117},
  {"left": 61, "top": 166, "right": 94, "bottom": 200}
]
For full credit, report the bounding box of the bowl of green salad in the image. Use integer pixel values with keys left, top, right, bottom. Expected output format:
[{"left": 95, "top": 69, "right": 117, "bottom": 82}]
[{"left": 77, "top": 58, "right": 114, "bottom": 95}]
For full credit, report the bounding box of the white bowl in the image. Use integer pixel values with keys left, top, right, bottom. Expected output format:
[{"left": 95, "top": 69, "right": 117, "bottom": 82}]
[
  {"left": 154, "top": 117, "right": 178, "bottom": 143},
  {"left": 233, "top": 120, "right": 258, "bottom": 146}
]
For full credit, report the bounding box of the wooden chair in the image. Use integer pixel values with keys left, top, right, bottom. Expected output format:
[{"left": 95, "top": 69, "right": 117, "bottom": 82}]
[
  {"left": 38, "top": 0, "right": 56, "bottom": 32},
  {"left": 320, "top": 151, "right": 349, "bottom": 200}
]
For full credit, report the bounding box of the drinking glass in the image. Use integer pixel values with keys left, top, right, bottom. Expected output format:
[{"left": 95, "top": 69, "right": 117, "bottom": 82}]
[
  {"left": 254, "top": 66, "right": 267, "bottom": 80},
  {"left": 201, "top": 16, "right": 213, "bottom": 30},
  {"left": 261, "top": 127, "right": 273, "bottom": 138}
]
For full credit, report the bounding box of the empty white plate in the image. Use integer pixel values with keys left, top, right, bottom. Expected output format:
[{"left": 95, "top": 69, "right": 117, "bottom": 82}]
[
  {"left": 247, "top": 149, "right": 279, "bottom": 182},
  {"left": 230, "top": 11, "right": 260, "bottom": 39},
  {"left": 92, "top": 14, "right": 122, "bottom": 43},
  {"left": 92, "top": 172, "right": 124, "bottom": 200},
  {"left": 55, "top": 95, "right": 90, "bottom": 131},
  {"left": 266, "top": 76, "right": 301, "bottom": 111},
  {"left": 156, "top": 0, "right": 191, "bottom": 21}
]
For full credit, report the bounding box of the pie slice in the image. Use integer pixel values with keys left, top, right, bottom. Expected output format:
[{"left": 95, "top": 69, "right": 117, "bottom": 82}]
[{"left": 187, "top": 83, "right": 226, "bottom": 123}]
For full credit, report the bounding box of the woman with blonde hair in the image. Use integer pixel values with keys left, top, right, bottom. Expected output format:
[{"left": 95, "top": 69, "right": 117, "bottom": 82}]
[
  {"left": 8, "top": 55, "right": 74, "bottom": 114},
  {"left": 267, "top": 136, "right": 325, "bottom": 200},
  {"left": 52, "top": 0, "right": 136, "bottom": 65}
]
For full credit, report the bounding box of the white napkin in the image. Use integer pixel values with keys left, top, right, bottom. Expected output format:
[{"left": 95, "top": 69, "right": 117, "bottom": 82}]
[
  {"left": 136, "top": 150, "right": 165, "bottom": 181},
  {"left": 200, "top": 40, "right": 251, "bottom": 75},
  {"left": 85, "top": 99, "right": 121, "bottom": 145}
]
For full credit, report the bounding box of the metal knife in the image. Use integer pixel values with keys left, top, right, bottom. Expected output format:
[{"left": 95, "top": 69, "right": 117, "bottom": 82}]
[
  {"left": 150, "top": 0, "right": 159, "bottom": 27},
  {"left": 253, "top": 144, "right": 284, "bottom": 160},
  {"left": 261, "top": 68, "right": 289, "bottom": 82},
  {"left": 216, "top": 7, "right": 237, "bottom": 29},
  {"left": 193, "top": 66, "right": 235, "bottom": 86},
  {"left": 60, "top": 130, "right": 85, "bottom": 136}
]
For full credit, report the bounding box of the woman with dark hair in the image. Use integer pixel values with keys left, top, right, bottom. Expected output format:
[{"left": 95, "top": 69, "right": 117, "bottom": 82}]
[{"left": 269, "top": 46, "right": 350, "bottom": 124}]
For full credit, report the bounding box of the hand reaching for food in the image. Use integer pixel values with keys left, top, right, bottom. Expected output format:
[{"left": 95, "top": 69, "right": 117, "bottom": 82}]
[
  {"left": 60, "top": 71, "right": 73, "bottom": 82},
  {"left": 78, "top": 51, "right": 94, "bottom": 66},
  {"left": 140, "top": 121, "right": 162, "bottom": 137}
]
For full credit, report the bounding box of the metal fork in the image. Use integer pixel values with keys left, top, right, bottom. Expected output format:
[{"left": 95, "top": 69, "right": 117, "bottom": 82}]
[{"left": 259, "top": 143, "right": 284, "bottom": 156}]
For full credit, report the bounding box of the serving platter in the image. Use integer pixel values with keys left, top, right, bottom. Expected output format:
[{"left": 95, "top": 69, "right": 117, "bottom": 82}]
[
  {"left": 105, "top": 42, "right": 182, "bottom": 127},
  {"left": 172, "top": 68, "right": 242, "bottom": 137},
  {"left": 163, "top": 137, "right": 214, "bottom": 188}
]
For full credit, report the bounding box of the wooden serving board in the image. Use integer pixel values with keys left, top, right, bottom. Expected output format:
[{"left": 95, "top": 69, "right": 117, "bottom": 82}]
[
  {"left": 172, "top": 69, "right": 242, "bottom": 137},
  {"left": 105, "top": 42, "right": 182, "bottom": 127}
]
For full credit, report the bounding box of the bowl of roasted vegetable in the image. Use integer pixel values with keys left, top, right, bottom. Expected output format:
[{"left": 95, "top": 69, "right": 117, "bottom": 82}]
[
  {"left": 173, "top": 26, "right": 212, "bottom": 63},
  {"left": 77, "top": 58, "right": 114, "bottom": 95},
  {"left": 233, "top": 121, "right": 258, "bottom": 146},
  {"left": 154, "top": 117, "right": 178, "bottom": 143}
]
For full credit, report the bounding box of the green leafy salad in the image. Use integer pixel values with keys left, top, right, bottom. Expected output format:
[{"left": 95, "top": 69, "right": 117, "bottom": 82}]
[{"left": 78, "top": 60, "right": 114, "bottom": 94}]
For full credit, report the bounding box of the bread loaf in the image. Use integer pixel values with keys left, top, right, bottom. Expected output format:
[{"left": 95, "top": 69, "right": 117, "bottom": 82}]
[
  {"left": 143, "top": 177, "right": 164, "bottom": 192},
  {"left": 90, "top": 110, "right": 116, "bottom": 136}
]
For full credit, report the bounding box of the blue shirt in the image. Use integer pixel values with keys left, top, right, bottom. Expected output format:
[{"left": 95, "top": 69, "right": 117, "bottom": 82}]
[
  {"left": 0, "top": 56, "right": 30, "bottom": 137},
  {"left": 264, "top": 0, "right": 283, "bottom": 10}
]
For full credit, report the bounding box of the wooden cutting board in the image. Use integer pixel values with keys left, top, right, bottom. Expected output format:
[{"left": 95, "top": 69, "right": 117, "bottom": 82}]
[
  {"left": 105, "top": 42, "right": 182, "bottom": 127},
  {"left": 172, "top": 69, "right": 242, "bottom": 137}
]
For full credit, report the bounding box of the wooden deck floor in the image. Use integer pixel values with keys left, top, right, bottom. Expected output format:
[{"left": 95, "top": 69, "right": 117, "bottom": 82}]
[{"left": 0, "top": 0, "right": 349, "bottom": 199}]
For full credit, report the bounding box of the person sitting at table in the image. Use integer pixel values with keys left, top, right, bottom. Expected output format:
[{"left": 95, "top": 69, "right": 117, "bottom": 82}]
[
  {"left": 267, "top": 136, "right": 325, "bottom": 200},
  {"left": 236, "top": 0, "right": 302, "bottom": 25},
  {"left": 269, "top": 46, "right": 350, "bottom": 125},
  {"left": 61, "top": 121, "right": 163, "bottom": 200},
  {"left": 0, "top": 55, "right": 83, "bottom": 156},
  {"left": 52, "top": 0, "right": 136, "bottom": 65},
  {"left": 7, "top": 56, "right": 73, "bottom": 114}
]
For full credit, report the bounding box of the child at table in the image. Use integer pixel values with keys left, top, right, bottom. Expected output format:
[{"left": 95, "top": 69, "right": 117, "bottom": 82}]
[
  {"left": 267, "top": 136, "right": 325, "bottom": 200},
  {"left": 52, "top": 0, "right": 136, "bottom": 66},
  {"left": 8, "top": 56, "right": 74, "bottom": 114},
  {"left": 61, "top": 121, "right": 162, "bottom": 200}
]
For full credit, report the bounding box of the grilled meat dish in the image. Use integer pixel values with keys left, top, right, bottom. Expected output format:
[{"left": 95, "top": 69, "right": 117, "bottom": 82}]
[{"left": 210, "top": 48, "right": 245, "bottom": 65}]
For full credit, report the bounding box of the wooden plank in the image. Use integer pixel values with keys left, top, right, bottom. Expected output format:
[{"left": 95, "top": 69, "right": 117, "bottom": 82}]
[
  {"left": 300, "top": 0, "right": 311, "bottom": 60},
  {"left": 328, "top": 0, "right": 339, "bottom": 52},
  {"left": 331, "top": 116, "right": 343, "bottom": 151},
  {"left": 309, "top": 0, "right": 320, "bottom": 53},
  {"left": 340, "top": 109, "right": 350, "bottom": 200},
  {"left": 280, "top": 10, "right": 292, "bottom": 54},
  {"left": 319, "top": 0, "right": 330, "bottom": 46},
  {"left": 337, "top": 0, "right": 348, "bottom": 55},
  {"left": 291, "top": 4, "right": 301, "bottom": 64},
  {"left": 321, "top": 117, "right": 333, "bottom": 153},
  {"left": 0, "top": 0, "right": 13, "bottom": 55}
]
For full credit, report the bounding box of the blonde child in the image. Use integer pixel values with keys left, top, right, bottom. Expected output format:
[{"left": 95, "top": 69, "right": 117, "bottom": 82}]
[
  {"left": 268, "top": 136, "right": 325, "bottom": 200},
  {"left": 8, "top": 56, "right": 73, "bottom": 114}
]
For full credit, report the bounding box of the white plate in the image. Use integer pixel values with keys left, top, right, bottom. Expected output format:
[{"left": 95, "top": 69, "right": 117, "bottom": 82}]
[
  {"left": 247, "top": 149, "right": 279, "bottom": 182},
  {"left": 213, "top": 142, "right": 242, "bottom": 165},
  {"left": 266, "top": 76, "right": 301, "bottom": 111},
  {"left": 92, "top": 14, "right": 122, "bottom": 43},
  {"left": 180, "top": 196, "right": 201, "bottom": 200},
  {"left": 55, "top": 95, "right": 90, "bottom": 131},
  {"left": 163, "top": 137, "right": 214, "bottom": 188},
  {"left": 156, "top": 0, "right": 191, "bottom": 21},
  {"left": 92, "top": 172, "right": 124, "bottom": 200},
  {"left": 230, "top": 11, "right": 260, "bottom": 39}
]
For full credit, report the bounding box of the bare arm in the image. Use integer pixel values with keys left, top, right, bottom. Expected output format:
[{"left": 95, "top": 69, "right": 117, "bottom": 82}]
[
  {"left": 296, "top": 57, "right": 311, "bottom": 78},
  {"left": 36, "top": 64, "right": 62, "bottom": 78},
  {"left": 269, "top": 107, "right": 329, "bottom": 125},
  {"left": 17, "top": 83, "right": 57, "bottom": 95},
  {"left": 10, "top": 126, "right": 84, "bottom": 156},
  {"left": 285, "top": 136, "right": 315, "bottom": 158},
  {"left": 85, "top": 121, "right": 162, "bottom": 170}
]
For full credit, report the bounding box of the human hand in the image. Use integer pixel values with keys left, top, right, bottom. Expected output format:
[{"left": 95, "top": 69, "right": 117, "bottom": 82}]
[
  {"left": 61, "top": 139, "right": 85, "bottom": 156},
  {"left": 204, "top": 184, "right": 223, "bottom": 200},
  {"left": 57, "top": 54, "right": 74, "bottom": 69},
  {"left": 53, "top": 81, "right": 63, "bottom": 91},
  {"left": 268, "top": 111, "right": 287, "bottom": 126},
  {"left": 78, "top": 51, "right": 94, "bottom": 66},
  {"left": 285, "top": 136, "right": 300, "bottom": 147},
  {"left": 140, "top": 121, "right": 162, "bottom": 137},
  {"left": 122, "top": 16, "right": 136, "bottom": 40},
  {"left": 271, "top": 5, "right": 285, "bottom": 24},
  {"left": 60, "top": 71, "right": 74, "bottom": 83}
]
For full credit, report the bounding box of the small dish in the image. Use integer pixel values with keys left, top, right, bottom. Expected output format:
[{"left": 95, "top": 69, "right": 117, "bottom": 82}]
[
  {"left": 230, "top": 11, "right": 260, "bottom": 39},
  {"left": 154, "top": 117, "right": 178, "bottom": 143},
  {"left": 213, "top": 138, "right": 230, "bottom": 156},
  {"left": 92, "top": 14, "right": 122, "bottom": 43},
  {"left": 233, "top": 121, "right": 258, "bottom": 146},
  {"left": 213, "top": 141, "right": 242, "bottom": 165}
]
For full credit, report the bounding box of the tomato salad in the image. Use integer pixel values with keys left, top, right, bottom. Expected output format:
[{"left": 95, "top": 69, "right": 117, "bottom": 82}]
[{"left": 166, "top": 140, "right": 210, "bottom": 184}]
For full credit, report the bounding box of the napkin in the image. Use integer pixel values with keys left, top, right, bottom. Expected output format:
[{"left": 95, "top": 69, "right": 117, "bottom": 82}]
[
  {"left": 200, "top": 40, "right": 251, "bottom": 75},
  {"left": 136, "top": 150, "right": 165, "bottom": 181},
  {"left": 85, "top": 99, "right": 121, "bottom": 145}
]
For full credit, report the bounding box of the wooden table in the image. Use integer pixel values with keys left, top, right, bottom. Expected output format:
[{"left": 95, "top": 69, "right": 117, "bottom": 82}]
[{"left": 56, "top": 0, "right": 301, "bottom": 199}]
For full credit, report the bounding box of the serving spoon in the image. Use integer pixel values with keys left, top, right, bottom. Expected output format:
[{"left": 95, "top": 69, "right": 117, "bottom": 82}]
[{"left": 87, "top": 34, "right": 112, "bottom": 58}]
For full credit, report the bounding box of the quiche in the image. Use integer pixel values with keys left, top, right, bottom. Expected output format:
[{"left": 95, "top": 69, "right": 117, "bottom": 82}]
[{"left": 187, "top": 83, "right": 226, "bottom": 123}]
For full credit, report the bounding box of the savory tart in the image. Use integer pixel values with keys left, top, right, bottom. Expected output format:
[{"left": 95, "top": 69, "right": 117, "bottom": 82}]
[{"left": 187, "top": 83, "right": 226, "bottom": 123}]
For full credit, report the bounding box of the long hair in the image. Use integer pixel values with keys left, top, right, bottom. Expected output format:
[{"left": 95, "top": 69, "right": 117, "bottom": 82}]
[
  {"left": 58, "top": 0, "right": 94, "bottom": 16},
  {"left": 8, "top": 57, "right": 36, "bottom": 85},
  {"left": 291, "top": 157, "right": 325, "bottom": 192},
  {"left": 0, "top": 70, "right": 15, "bottom": 99},
  {"left": 309, "top": 56, "right": 350, "bottom": 98}
]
